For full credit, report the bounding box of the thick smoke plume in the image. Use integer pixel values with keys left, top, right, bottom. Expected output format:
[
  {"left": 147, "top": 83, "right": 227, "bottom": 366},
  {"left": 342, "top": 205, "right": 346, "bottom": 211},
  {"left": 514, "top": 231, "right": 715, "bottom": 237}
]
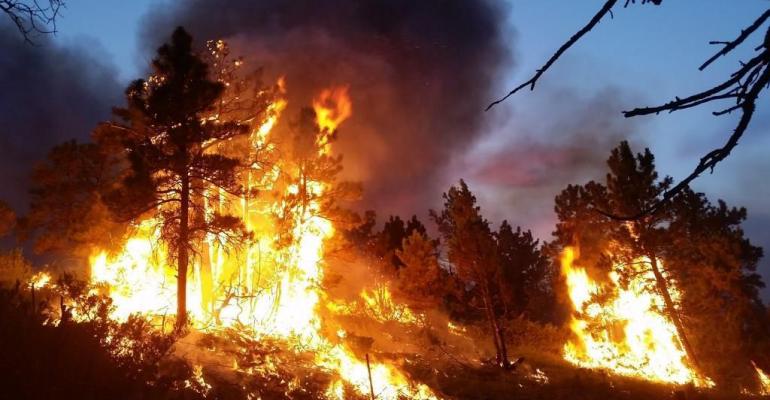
[
  {"left": 0, "top": 21, "right": 120, "bottom": 212},
  {"left": 141, "top": 0, "right": 513, "bottom": 217}
]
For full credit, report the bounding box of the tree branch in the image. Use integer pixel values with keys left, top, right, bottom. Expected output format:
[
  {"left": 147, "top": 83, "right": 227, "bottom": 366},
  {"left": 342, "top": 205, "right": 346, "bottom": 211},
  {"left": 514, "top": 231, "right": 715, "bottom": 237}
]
[
  {"left": 486, "top": 0, "right": 618, "bottom": 111},
  {"left": 597, "top": 63, "right": 770, "bottom": 220},
  {"left": 699, "top": 9, "right": 770, "bottom": 71}
]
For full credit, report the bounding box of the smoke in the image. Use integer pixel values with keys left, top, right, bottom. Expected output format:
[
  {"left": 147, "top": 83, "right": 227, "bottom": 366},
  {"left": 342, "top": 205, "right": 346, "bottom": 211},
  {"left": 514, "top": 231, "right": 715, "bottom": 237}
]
[
  {"left": 454, "top": 85, "right": 647, "bottom": 237},
  {"left": 0, "top": 21, "right": 121, "bottom": 212},
  {"left": 140, "top": 0, "right": 513, "bottom": 217}
]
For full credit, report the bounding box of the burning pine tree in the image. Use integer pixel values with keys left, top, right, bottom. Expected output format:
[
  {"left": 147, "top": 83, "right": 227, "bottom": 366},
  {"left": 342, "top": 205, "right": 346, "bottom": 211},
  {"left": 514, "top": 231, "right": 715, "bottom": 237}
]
[{"left": 553, "top": 141, "right": 768, "bottom": 388}]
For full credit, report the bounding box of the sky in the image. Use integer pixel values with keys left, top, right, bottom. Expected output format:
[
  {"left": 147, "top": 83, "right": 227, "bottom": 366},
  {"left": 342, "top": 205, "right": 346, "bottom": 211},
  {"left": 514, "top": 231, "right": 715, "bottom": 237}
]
[{"left": 5, "top": 0, "right": 770, "bottom": 296}]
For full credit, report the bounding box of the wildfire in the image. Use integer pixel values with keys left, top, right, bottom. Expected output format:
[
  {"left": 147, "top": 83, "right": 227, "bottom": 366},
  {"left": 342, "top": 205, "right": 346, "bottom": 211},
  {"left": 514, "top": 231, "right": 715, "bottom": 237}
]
[
  {"left": 560, "top": 246, "right": 712, "bottom": 387},
  {"left": 749, "top": 361, "right": 770, "bottom": 396},
  {"left": 313, "top": 86, "right": 352, "bottom": 153},
  {"left": 29, "top": 271, "right": 52, "bottom": 289},
  {"left": 87, "top": 81, "right": 438, "bottom": 399}
]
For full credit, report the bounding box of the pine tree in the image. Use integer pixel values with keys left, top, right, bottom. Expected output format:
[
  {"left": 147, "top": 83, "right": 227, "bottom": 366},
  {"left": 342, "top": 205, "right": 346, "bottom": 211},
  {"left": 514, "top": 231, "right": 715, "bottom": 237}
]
[
  {"left": 98, "top": 27, "right": 252, "bottom": 328},
  {"left": 18, "top": 140, "right": 125, "bottom": 260},
  {"left": 496, "top": 221, "right": 551, "bottom": 320},
  {"left": 396, "top": 230, "right": 443, "bottom": 309},
  {"left": 431, "top": 180, "right": 510, "bottom": 368},
  {"left": 553, "top": 141, "right": 767, "bottom": 381},
  {"left": 666, "top": 188, "right": 765, "bottom": 384}
]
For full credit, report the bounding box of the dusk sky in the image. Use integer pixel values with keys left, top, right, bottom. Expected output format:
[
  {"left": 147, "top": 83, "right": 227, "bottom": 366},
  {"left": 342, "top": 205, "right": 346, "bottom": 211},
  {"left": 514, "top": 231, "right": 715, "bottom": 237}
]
[{"left": 5, "top": 1, "right": 770, "bottom": 295}]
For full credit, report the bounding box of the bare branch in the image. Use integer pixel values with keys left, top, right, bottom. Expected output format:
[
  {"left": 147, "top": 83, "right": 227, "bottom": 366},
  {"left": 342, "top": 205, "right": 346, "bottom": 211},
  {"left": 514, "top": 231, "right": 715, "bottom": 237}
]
[
  {"left": 623, "top": 52, "right": 766, "bottom": 117},
  {"left": 0, "top": 0, "right": 64, "bottom": 43},
  {"left": 486, "top": 0, "right": 618, "bottom": 111},
  {"left": 598, "top": 63, "right": 770, "bottom": 220},
  {"left": 699, "top": 9, "right": 770, "bottom": 71}
]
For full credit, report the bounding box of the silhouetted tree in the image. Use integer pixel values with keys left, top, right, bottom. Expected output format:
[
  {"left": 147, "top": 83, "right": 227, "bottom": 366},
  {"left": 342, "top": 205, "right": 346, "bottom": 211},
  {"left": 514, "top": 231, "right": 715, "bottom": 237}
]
[
  {"left": 666, "top": 188, "right": 766, "bottom": 385},
  {"left": 343, "top": 210, "right": 377, "bottom": 251},
  {"left": 432, "top": 180, "right": 510, "bottom": 368},
  {"left": 554, "top": 141, "right": 699, "bottom": 369},
  {"left": 98, "top": 27, "right": 252, "bottom": 328},
  {"left": 376, "top": 215, "right": 406, "bottom": 267},
  {"left": 489, "top": 2, "right": 770, "bottom": 218},
  {"left": 496, "top": 221, "right": 552, "bottom": 320},
  {"left": 370, "top": 215, "right": 428, "bottom": 270}
]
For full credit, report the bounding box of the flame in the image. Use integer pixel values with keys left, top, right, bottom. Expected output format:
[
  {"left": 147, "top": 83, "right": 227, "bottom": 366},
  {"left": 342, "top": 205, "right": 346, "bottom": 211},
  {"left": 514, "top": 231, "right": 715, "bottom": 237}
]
[
  {"left": 312, "top": 86, "right": 351, "bottom": 153},
  {"left": 87, "top": 81, "right": 437, "bottom": 399},
  {"left": 29, "top": 271, "right": 52, "bottom": 289},
  {"left": 313, "top": 86, "right": 352, "bottom": 133},
  {"left": 748, "top": 361, "right": 770, "bottom": 396},
  {"left": 560, "top": 246, "right": 712, "bottom": 387}
]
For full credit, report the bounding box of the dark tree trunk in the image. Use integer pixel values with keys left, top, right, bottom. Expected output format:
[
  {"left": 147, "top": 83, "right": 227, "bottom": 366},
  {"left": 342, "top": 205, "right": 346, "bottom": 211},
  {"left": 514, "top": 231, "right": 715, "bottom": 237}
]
[
  {"left": 482, "top": 289, "right": 509, "bottom": 368},
  {"left": 648, "top": 250, "right": 700, "bottom": 370},
  {"left": 177, "top": 172, "right": 190, "bottom": 329}
]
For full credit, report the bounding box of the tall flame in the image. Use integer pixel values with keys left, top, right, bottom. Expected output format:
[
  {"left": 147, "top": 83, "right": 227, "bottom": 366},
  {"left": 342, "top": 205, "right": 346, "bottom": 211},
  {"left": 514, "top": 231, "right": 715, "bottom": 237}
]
[
  {"left": 313, "top": 86, "right": 352, "bottom": 132},
  {"left": 560, "top": 246, "right": 712, "bottom": 387},
  {"left": 88, "top": 82, "right": 437, "bottom": 399}
]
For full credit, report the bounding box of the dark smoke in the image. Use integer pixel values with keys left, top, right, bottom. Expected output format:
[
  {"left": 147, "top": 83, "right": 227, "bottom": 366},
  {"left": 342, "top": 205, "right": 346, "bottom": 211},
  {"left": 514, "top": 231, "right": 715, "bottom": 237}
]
[
  {"left": 0, "top": 21, "right": 121, "bottom": 212},
  {"left": 140, "top": 0, "right": 513, "bottom": 216}
]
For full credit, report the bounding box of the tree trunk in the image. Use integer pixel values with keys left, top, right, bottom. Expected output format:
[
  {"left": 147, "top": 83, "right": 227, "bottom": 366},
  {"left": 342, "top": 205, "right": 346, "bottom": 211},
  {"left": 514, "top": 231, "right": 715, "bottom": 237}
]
[
  {"left": 647, "top": 250, "right": 700, "bottom": 370},
  {"left": 193, "top": 180, "right": 213, "bottom": 315},
  {"left": 482, "top": 290, "right": 509, "bottom": 368},
  {"left": 177, "top": 172, "right": 190, "bottom": 329}
]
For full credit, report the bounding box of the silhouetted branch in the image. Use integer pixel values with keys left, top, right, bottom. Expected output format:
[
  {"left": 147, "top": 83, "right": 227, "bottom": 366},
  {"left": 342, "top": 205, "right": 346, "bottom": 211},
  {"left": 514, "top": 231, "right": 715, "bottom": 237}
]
[
  {"left": 0, "top": 0, "right": 63, "bottom": 43},
  {"left": 700, "top": 9, "right": 770, "bottom": 71},
  {"left": 488, "top": 0, "right": 770, "bottom": 221},
  {"left": 623, "top": 51, "right": 766, "bottom": 117},
  {"left": 598, "top": 62, "right": 770, "bottom": 221},
  {"left": 486, "top": 0, "right": 620, "bottom": 111}
]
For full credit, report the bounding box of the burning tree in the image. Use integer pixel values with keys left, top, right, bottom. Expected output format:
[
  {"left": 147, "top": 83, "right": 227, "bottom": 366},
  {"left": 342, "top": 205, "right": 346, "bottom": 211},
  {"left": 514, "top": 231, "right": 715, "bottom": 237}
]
[
  {"left": 554, "top": 141, "right": 766, "bottom": 385},
  {"left": 98, "top": 27, "right": 253, "bottom": 328}
]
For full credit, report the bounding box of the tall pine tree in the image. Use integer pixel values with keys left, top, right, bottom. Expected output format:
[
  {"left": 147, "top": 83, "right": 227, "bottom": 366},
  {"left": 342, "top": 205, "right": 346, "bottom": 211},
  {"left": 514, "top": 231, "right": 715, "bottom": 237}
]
[{"left": 98, "top": 27, "right": 252, "bottom": 328}]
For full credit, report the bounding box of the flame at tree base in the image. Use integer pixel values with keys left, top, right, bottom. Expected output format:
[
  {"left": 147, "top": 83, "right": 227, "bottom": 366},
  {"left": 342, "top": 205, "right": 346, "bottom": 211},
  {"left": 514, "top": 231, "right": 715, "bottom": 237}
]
[
  {"left": 85, "top": 81, "right": 439, "bottom": 400},
  {"left": 560, "top": 246, "right": 713, "bottom": 388}
]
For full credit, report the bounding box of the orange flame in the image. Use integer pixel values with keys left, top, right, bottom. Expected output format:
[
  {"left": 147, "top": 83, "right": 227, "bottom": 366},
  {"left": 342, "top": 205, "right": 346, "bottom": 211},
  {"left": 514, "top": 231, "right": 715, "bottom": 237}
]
[
  {"left": 313, "top": 86, "right": 352, "bottom": 134},
  {"left": 560, "top": 246, "right": 712, "bottom": 387},
  {"left": 87, "top": 79, "right": 437, "bottom": 399}
]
